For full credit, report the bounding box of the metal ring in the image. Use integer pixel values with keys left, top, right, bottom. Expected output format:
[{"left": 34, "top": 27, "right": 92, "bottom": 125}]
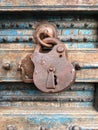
[
  {"left": 43, "top": 37, "right": 62, "bottom": 46},
  {"left": 34, "top": 22, "right": 58, "bottom": 48},
  {"left": 36, "top": 32, "right": 53, "bottom": 48}
]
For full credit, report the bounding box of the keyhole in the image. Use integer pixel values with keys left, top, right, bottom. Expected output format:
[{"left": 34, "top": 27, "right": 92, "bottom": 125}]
[{"left": 54, "top": 75, "right": 57, "bottom": 85}]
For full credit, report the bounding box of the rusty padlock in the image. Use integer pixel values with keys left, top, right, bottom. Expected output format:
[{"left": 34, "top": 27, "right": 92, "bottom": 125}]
[{"left": 31, "top": 37, "right": 76, "bottom": 93}]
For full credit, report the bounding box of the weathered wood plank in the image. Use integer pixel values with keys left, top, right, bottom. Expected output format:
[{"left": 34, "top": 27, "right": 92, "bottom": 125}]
[
  {"left": 0, "top": 83, "right": 93, "bottom": 102},
  {"left": 0, "top": 30, "right": 97, "bottom": 43},
  {"left": 0, "top": 35, "right": 97, "bottom": 43},
  {"left": 0, "top": 16, "right": 97, "bottom": 47},
  {"left": 0, "top": 29, "right": 96, "bottom": 36},
  {"left": 0, "top": 102, "right": 93, "bottom": 109},
  {"left": 0, "top": 42, "right": 97, "bottom": 49},
  {"left": 0, "top": 91, "right": 93, "bottom": 102},
  {"left": 0, "top": 107, "right": 98, "bottom": 115},
  {"left": 0, "top": 47, "right": 97, "bottom": 82},
  {"left": 0, "top": 83, "right": 94, "bottom": 90},
  {"left": 0, "top": 114, "right": 98, "bottom": 130},
  {"left": 0, "top": 21, "right": 97, "bottom": 29},
  {"left": 0, "top": 0, "right": 98, "bottom": 11}
]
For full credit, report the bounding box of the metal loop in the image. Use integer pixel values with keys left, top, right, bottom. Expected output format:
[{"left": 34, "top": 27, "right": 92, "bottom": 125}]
[
  {"left": 42, "top": 37, "right": 63, "bottom": 47},
  {"left": 34, "top": 22, "right": 58, "bottom": 48},
  {"left": 36, "top": 33, "right": 53, "bottom": 48}
]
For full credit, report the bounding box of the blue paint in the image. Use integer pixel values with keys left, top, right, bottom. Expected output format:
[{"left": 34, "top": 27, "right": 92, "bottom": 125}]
[
  {"left": 62, "top": 29, "right": 78, "bottom": 35},
  {"left": 0, "top": 83, "right": 93, "bottom": 90},
  {"left": 67, "top": 43, "right": 78, "bottom": 48},
  {"left": 0, "top": 30, "right": 33, "bottom": 36},
  {"left": 77, "top": 78, "right": 98, "bottom": 81},
  {"left": 79, "top": 29, "right": 93, "bottom": 35},
  {"left": 78, "top": 102, "right": 92, "bottom": 107},
  {"left": 19, "top": 23, "right": 29, "bottom": 29},
  {"left": 0, "top": 24, "right": 32, "bottom": 29},
  {"left": 0, "top": 90, "right": 93, "bottom": 96},
  {"left": 0, "top": 30, "right": 18, "bottom": 36},
  {"left": 27, "top": 114, "right": 96, "bottom": 128},
  {"left": 62, "top": 17, "right": 74, "bottom": 21},
  {"left": 65, "top": 42, "right": 95, "bottom": 48},
  {"left": 0, "top": 36, "right": 31, "bottom": 43},
  {"left": 74, "top": 29, "right": 78, "bottom": 35},
  {"left": 77, "top": 42, "right": 95, "bottom": 48},
  {"left": 6, "top": 2, "right": 13, "bottom": 6},
  {"left": 28, "top": 42, "right": 33, "bottom": 47},
  {"left": 10, "top": 30, "right": 18, "bottom": 35},
  {"left": 82, "top": 65, "right": 98, "bottom": 69},
  {"left": 28, "top": 114, "right": 74, "bottom": 127},
  {"left": 77, "top": 91, "right": 93, "bottom": 97},
  {"left": 64, "top": 30, "right": 71, "bottom": 35}
]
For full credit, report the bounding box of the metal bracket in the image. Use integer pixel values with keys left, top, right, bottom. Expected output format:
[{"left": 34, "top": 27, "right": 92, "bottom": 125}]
[{"left": 18, "top": 54, "right": 33, "bottom": 83}]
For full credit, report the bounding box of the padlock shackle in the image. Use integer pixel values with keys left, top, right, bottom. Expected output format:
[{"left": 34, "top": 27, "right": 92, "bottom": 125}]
[
  {"left": 36, "top": 32, "right": 53, "bottom": 48},
  {"left": 43, "top": 37, "right": 64, "bottom": 46},
  {"left": 34, "top": 22, "right": 58, "bottom": 48}
]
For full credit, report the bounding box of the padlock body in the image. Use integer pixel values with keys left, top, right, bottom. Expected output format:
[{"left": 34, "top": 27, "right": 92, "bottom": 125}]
[{"left": 31, "top": 44, "right": 76, "bottom": 93}]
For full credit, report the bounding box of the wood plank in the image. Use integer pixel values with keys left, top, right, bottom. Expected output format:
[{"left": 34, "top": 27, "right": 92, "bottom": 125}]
[
  {"left": 0, "top": 107, "right": 97, "bottom": 115},
  {"left": 0, "top": 42, "right": 97, "bottom": 49},
  {"left": 0, "top": 35, "right": 97, "bottom": 43},
  {"left": 0, "top": 83, "right": 95, "bottom": 129},
  {"left": 0, "top": 83, "right": 93, "bottom": 102},
  {"left": 0, "top": 21, "right": 97, "bottom": 29},
  {"left": 0, "top": 29, "right": 96, "bottom": 36},
  {"left": 0, "top": 24, "right": 96, "bottom": 43},
  {"left": 0, "top": 114, "right": 98, "bottom": 130},
  {"left": 0, "top": 102, "right": 93, "bottom": 109},
  {"left": 0, "top": 0, "right": 98, "bottom": 11},
  {"left": 0, "top": 107, "right": 97, "bottom": 130},
  {"left": 0, "top": 30, "right": 97, "bottom": 43},
  {"left": 0, "top": 16, "right": 97, "bottom": 47},
  {"left": 0, "top": 83, "right": 94, "bottom": 90},
  {"left": 0, "top": 34, "right": 97, "bottom": 43},
  {"left": 0, "top": 91, "right": 93, "bottom": 102},
  {"left": 0, "top": 47, "right": 97, "bottom": 82},
  {"left": 0, "top": 42, "right": 97, "bottom": 50}
]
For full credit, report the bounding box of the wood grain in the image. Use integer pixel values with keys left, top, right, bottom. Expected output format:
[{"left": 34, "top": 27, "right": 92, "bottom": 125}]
[{"left": 0, "top": 0, "right": 98, "bottom": 11}]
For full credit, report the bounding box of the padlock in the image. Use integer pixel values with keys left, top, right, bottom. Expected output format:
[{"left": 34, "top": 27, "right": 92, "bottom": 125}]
[{"left": 31, "top": 37, "right": 76, "bottom": 93}]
